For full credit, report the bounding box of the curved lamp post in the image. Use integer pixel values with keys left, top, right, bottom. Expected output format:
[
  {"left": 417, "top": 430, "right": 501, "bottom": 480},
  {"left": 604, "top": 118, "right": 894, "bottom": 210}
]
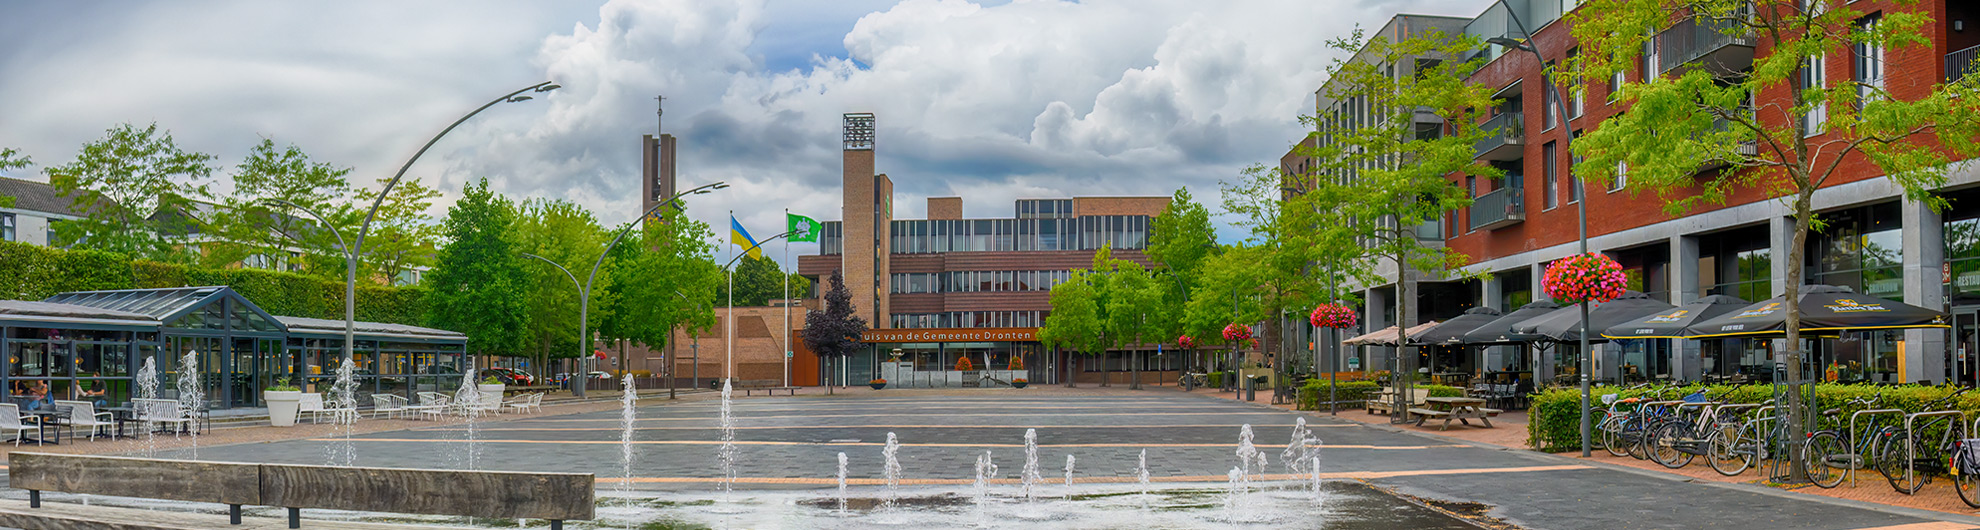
[
  {"left": 259, "top": 198, "right": 353, "bottom": 387},
  {"left": 342, "top": 81, "right": 559, "bottom": 383},
  {"left": 719, "top": 229, "right": 798, "bottom": 385},
  {"left": 1488, "top": 20, "right": 1590, "bottom": 455},
  {"left": 523, "top": 181, "right": 727, "bottom": 398}
]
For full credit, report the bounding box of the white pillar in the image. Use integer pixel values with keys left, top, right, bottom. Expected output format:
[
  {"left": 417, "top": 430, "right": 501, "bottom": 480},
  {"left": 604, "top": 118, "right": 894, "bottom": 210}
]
[
  {"left": 1671, "top": 234, "right": 1703, "bottom": 381},
  {"left": 1481, "top": 273, "right": 1505, "bottom": 370},
  {"left": 1768, "top": 215, "right": 1794, "bottom": 373},
  {"left": 1903, "top": 197, "right": 1946, "bottom": 384},
  {"left": 1364, "top": 287, "right": 1388, "bottom": 372}
]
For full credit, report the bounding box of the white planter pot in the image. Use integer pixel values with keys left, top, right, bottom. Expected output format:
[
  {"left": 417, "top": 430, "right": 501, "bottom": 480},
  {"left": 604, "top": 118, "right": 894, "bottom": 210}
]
[
  {"left": 265, "top": 390, "right": 302, "bottom": 427},
  {"left": 478, "top": 383, "right": 505, "bottom": 403}
]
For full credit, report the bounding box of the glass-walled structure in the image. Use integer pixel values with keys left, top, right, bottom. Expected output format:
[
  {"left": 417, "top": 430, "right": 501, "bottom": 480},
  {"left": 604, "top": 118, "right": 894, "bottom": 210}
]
[{"left": 14, "top": 286, "right": 468, "bottom": 410}]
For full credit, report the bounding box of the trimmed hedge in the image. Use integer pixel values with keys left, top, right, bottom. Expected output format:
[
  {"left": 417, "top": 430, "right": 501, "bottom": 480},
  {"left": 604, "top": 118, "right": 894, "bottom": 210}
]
[
  {"left": 1296, "top": 379, "right": 1462, "bottom": 411},
  {"left": 1526, "top": 383, "right": 1980, "bottom": 452},
  {"left": 0, "top": 240, "right": 429, "bottom": 327}
]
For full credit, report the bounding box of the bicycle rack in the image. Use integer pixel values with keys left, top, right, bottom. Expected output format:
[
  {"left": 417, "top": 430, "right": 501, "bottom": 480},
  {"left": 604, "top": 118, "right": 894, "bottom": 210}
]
[
  {"left": 1847, "top": 408, "right": 1905, "bottom": 487},
  {"left": 1904, "top": 410, "right": 1967, "bottom": 493}
]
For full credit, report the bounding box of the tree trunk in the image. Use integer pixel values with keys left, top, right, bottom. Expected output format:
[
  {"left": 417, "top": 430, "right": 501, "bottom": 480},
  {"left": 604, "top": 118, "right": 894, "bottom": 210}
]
[
  {"left": 1393, "top": 253, "right": 1412, "bottom": 424},
  {"left": 1784, "top": 188, "right": 1815, "bottom": 482},
  {"left": 1065, "top": 349, "right": 1077, "bottom": 388},
  {"left": 1102, "top": 352, "right": 1111, "bottom": 387},
  {"left": 1132, "top": 350, "right": 1141, "bottom": 390}
]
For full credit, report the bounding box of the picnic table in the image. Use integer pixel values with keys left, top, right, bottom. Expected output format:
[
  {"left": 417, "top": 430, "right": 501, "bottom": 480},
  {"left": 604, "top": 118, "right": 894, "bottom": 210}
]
[{"left": 1407, "top": 396, "right": 1502, "bottom": 431}]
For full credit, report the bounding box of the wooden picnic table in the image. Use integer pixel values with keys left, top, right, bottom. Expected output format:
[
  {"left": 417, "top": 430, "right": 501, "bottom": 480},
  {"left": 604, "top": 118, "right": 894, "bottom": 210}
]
[{"left": 1408, "top": 396, "right": 1502, "bottom": 431}]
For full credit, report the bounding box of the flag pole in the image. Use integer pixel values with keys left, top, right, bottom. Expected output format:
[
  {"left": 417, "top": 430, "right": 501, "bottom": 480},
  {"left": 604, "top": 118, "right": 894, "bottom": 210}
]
[
  {"left": 782, "top": 208, "right": 791, "bottom": 388},
  {"left": 727, "top": 210, "right": 735, "bottom": 384}
]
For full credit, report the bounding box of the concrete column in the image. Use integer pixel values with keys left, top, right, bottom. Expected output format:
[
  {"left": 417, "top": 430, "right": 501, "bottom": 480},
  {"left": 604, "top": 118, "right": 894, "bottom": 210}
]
[
  {"left": 1769, "top": 215, "right": 1792, "bottom": 298},
  {"left": 1672, "top": 235, "right": 1703, "bottom": 381},
  {"left": 1364, "top": 287, "right": 1389, "bottom": 372},
  {"left": 1902, "top": 197, "right": 1947, "bottom": 384},
  {"left": 1480, "top": 273, "right": 1507, "bottom": 370},
  {"left": 1531, "top": 265, "right": 1551, "bottom": 381}
]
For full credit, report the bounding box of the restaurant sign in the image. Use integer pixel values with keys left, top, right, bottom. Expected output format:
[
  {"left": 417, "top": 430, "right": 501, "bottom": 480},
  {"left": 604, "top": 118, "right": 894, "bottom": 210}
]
[{"left": 860, "top": 327, "right": 1039, "bottom": 343}]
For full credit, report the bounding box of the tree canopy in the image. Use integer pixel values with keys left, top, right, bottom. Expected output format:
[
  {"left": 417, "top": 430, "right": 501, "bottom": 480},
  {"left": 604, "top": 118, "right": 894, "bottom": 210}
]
[
  {"left": 424, "top": 178, "right": 530, "bottom": 357},
  {"left": 46, "top": 122, "right": 216, "bottom": 259}
]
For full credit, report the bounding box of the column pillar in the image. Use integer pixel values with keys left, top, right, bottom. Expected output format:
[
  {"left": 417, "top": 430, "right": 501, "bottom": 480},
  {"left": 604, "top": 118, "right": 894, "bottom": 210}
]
[
  {"left": 1363, "top": 287, "right": 1388, "bottom": 373},
  {"left": 1531, "top": 264, "right": 1552, "bottom": 381},
  {"left": 1672, "top": 234, "right": 1703, "bottom": 381},
  {"left": 1481, "top": 273, "right": 1505, "bottom": 370},
  {"left": 1768, "top": 215, "right": 1794, "bottom": 372},
  {"left": 1903, "top": 197, "right": 1947, "bottom": 384}
]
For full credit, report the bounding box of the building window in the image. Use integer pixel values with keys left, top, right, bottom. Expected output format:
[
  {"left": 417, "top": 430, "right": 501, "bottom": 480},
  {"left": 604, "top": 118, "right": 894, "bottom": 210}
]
[
  {"left": 820, "top": 222, "right": 843, "bottom": 255},
  {"left": 1642, "top": 35, "right": 1660, "bottom": 80},
  {"left": 1608, "top": 69, "right": 1625, "bottom": 103},
  {"left": 0, "top": 213, "right": 13, "bottom": 242},
  {"left": 1854, "top": 14, "right": 1884, "bottom": 107},
  {"left": 1802, "top": 54, "right": 1828, "bottom": 136},
  {"left": 1543, "top": 69, "right": 1559, "bottom": 131},
  {"left": 1698, "top": 226, "right": 1773, "bottom": 302},
  {"left": 1808, "top": 201, "right": 1903, "bottom": 301},
  {"left": 1611, "top": 161, "right": 1628, "bottom": 192},
  {"left": 1567, "top": 48, "right": 1584, "bottom": 118},
  {"left": 1543, "top": 142, "right": 1559, "bottom": 210}
]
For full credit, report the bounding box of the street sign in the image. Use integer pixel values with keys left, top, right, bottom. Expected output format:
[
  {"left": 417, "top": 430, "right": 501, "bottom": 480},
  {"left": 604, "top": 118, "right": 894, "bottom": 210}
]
[
  {"left": 1347, "top": 357, "right": 1361, "bottom": 370},
  {"left": 785, "top": 351, "right": 793, "bottom": 358}
]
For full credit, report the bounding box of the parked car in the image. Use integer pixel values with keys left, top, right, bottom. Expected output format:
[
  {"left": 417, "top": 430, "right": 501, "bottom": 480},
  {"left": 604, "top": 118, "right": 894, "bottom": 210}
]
[{"left": 478, "top": 368, "right": 535, "bottom": 386}]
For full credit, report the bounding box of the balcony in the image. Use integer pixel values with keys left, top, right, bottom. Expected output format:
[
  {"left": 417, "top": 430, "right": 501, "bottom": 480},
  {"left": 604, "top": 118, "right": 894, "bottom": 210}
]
[
  {"left": 1657, "top": 9, "right": 1755, "bottom": 76},
  {"left": 1950, "top": 44, "right": 1980, "bottom": 84},
  {"left": 1700, "top": 112, "right": 1759, "bottom": 171},
  {"left": 1468, "top": 186, "right": 1525, "bottom": 231},
  {"left": 1473, "top": 112, "right": 1525, "bottom": 161}
]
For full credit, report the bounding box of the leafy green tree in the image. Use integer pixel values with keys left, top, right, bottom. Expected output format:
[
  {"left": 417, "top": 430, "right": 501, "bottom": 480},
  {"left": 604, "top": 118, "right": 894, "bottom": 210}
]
[
  {"left": 803, "top": 269, "right": 868, "bottom": 392},
  {"left": 208, "top": 138, "right": 356, "bottom": 274},
  {"left": 1205, "top": 163, "right": 1328, "bottom": 379},
  {"left": 514, "top": 198, "right": 611, "bottom": 367},
  {"left": 599, "top": 212, "right": 721, "bottom": 366},
  {"left": 1301, "top": 28, "right": 1497, "bottom": 400},
  {"left": 1145, "top": 187, "right": 1217, "bottom": 361},
  {"left": 1569, "top": 0, "right": 1980, "bottom": 471},
  {"left": 354, "top": 177, "right": 442, "bottom": 284},
  {"left": 46, "top": 123, "right": 215, "bottom": 259},
  {"left": 717, "top": 255, "right": 811, "bottom": 307},
  {"left": 1101, "top": 255, "right": 1165, "bottom": 388},
  {"left": 0, "top": 148, "right": 29, "bottom": 208},
  {"left": 425, "top": 178, "right": 530, "bottom": 357},
  {"left": 1040, "top": 267, "right": 1104, "bottom": 387}
]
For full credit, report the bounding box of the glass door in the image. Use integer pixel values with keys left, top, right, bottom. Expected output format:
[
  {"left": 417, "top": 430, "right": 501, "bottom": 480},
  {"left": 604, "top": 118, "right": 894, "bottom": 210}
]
[
  {"left": 231, "top": 338, "right": 258, "bottom": 407},
  {"left": 1954, "top": 310, "right": 1979, "bottom": 386}
]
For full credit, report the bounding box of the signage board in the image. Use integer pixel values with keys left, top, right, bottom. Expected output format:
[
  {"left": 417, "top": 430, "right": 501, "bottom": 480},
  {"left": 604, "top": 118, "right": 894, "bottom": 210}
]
[{"left": 858, "top": 327, "right": 1039, "bottom": 343}]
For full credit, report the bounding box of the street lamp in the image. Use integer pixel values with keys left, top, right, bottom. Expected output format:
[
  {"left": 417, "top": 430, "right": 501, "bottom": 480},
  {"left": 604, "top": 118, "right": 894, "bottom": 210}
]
[
  {"left": 522, "top": 181, "right": 728, "bottom": 398},
  {"left": 1487, "top": 29, "right": 1593, "bottom": 456},
  {"left": 347, "top": 81, "right": 559, "bottom": 386},
  {"left": 259, "top": 198, "right": 352, "bottom": 389},
  {"left": 718, "top": 229, "right": 799, "bottom": 386}
]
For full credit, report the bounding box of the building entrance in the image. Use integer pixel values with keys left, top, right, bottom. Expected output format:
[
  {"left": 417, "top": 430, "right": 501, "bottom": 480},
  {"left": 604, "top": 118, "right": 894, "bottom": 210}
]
[{"left": 1952, "top": 308, "right": 1980, "bottom": 386}]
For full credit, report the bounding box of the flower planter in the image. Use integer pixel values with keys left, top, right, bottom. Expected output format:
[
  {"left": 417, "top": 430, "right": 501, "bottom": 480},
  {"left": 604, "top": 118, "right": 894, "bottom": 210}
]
[
  {"left": 870, "top": 382, "right": 887, "bottom": 390},
  {"left": 1012, "top": 381, "right": 1028, "bottom": 389},
  {"left": 264, "top": 390, "right": 302, "bottom": 427}
]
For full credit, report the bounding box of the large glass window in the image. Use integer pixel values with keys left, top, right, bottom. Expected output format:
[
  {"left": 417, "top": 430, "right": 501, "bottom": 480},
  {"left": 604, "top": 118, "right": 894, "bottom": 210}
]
[
  {"left": 1808, "top": 201, "right": 1902, "bottom": 300},
  {"left": 1, "top": 213, "right": 13, "bottom": 241},
  {"left": 1699, "top": 225, "right": 1774, "bottom": 301},
  {"left": 1543, "top": 142, "right": 1559, "bottom": 210}
]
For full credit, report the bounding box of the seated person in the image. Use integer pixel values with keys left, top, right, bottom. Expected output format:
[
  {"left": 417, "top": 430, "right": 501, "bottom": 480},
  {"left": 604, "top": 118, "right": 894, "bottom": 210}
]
[
  {"left": 71, "top": 381, "right": 107, "bottom": 408},
  {"left": 21, "top": 381, "right": 53, "bottom": 411}
]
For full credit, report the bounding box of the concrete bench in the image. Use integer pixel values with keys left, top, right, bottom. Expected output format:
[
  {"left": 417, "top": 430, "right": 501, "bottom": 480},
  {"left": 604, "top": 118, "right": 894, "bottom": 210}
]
[
  {"left": 742, "top": 386, "right": 799, "bottom": 396},
  {"left": 9, "top": 452, "right": 594, "bottom": 529}
]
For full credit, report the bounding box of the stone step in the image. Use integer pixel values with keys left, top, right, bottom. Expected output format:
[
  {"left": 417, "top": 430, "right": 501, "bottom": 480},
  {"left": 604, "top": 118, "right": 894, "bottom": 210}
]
[{"left": 0, "top": 498, "right": 457, "bottom": 530}]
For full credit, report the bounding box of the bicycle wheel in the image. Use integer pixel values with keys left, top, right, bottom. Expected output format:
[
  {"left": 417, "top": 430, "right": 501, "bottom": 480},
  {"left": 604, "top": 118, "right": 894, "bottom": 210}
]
[
  {"left": 1650, "top": 422, "right": 1694, "bottom": 469},
  {"left": 1957, "top": 446, "right": 1980, "bottom": 508},
  {"left": 1876, "top": 431, "right": 1926, "bottom": 494},
  {"left": 1708, "top": 424, "right": 1750, "bottom": 476},
  {"left": 1626, "top": 421, "right": 1652, "bottom": 460},
  {"left": 1803, "top": 431, "right": 1848, "bottom": 489},
  {"left": 1601, "top": 421, "right": 1628, "bottom": 458}
]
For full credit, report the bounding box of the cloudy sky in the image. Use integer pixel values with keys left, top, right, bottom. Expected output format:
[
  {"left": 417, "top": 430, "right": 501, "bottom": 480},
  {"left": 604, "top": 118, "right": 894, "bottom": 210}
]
[{"left": 0, "top": 0, "right": 1484, "bottom": 262}]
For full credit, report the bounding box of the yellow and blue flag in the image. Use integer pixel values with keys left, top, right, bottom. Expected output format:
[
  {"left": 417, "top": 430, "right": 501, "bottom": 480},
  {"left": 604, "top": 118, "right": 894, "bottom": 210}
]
[{"left": 730, "top": 216, "right": 763, "bottom": 259}]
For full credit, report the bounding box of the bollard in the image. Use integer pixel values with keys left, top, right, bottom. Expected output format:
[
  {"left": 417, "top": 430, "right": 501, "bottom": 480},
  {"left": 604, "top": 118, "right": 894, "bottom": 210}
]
[{"left": 1245, "top": 376, "right": 1256, "bottom": 402}]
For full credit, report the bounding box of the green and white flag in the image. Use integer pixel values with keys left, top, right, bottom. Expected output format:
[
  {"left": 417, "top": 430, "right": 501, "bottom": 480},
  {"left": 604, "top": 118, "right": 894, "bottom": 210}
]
[{"left": 787, "top": 213, "right": 822, "bottom": 242}]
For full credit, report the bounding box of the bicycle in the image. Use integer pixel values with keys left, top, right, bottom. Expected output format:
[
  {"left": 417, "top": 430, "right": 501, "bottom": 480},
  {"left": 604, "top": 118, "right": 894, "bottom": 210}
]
[
  {"left": 1798, "top": 393, "right": 1892, "bottom": 489},
  {"left": 1875, "top": 387, "right": 1969, "bottom": 495},
  {"left": 1179, "top": 372, "right": 1206, "bottom": 392},
  {"left": 1707, "top": 399, "right": 1782, "bottom": 476},
  {"left": 1646, "top": 388, "right": 1743, "bottom": 469},
  {"left": 1594, "top": 383, "right": 1656, "bottom": 457}
]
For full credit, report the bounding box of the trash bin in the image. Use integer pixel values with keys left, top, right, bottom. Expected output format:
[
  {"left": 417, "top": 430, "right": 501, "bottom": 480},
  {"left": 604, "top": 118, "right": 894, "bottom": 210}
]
[{"left": 1244, "top": 375, "right": 1257, "bottom": 402}]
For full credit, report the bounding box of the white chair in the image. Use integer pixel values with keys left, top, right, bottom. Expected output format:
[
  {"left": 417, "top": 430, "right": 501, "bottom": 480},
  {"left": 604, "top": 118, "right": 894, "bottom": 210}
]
[
  {"left": 315, "top": 394, "right": 358, "bottom": 425},
  {"left": 133, "top": 398, "right": 192, "bottom": 436},
  {"left": 54, "top": 400, "right": 113, "bottom": 440},
  {"left": 298, "top": 393, "right": 326, "bottom": 422},
  {"left": 527, "top": 392, "right": 544, "bottom": 413},
  {"left": 504, "top": 392, "right": 543, "bottom": 414},
  {"left": 0, "top": 404, "right": 39, "bottom": 446},
  {"left": 372, "top": 394, "right": 406, "bottom": 419},
  {"left": 409, "top": 392, "right": 451, "bottom": 421}
]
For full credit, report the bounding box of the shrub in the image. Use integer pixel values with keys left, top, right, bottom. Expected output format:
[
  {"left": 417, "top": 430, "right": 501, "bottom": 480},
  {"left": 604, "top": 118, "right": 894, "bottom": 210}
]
[
  {"left": 1295, "top": 379, "right": 1462, "bottom": 411},
  {"left": 1525, "top": 382, "right": 1980, "bottom": 452}
]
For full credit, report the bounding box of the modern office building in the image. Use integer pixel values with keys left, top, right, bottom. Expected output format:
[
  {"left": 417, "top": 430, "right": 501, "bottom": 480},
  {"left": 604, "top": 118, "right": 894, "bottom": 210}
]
[
  {"left": 793, "top": 113, "right": 1174, "bottom": 386},
  {"left": 1294, "top": 0, "right": 1980, "bottom": 385}
]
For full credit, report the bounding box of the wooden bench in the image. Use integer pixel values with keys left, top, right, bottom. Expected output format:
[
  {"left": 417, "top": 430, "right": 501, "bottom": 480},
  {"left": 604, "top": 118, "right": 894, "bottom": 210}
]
[
  {"left": 1367, "top": 388, "right": 1429, "bottom": 415},
  {"left": 1410, "top": 397, "right": 1499, "bottom": 431},
  {"left": 741, "top": 386, "right": 799, "bottom": 396},
  {"left": 9, "top": 452, "right": 594, "bottom": 529}
]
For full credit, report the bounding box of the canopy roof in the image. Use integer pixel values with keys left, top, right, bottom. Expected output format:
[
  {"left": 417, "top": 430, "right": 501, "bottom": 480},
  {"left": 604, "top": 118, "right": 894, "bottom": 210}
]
[
  {"left": 1509, "top": 291, "right": 1674, "bottom": 343},
  {"left": 276, "top": 316, "right": 467, "bottom": 343},
  {"left": 1684, "top": 285, "right": 1947, "bottom": 338},
  {"left": 42, "top": 286, "right": 288, "bottom": 333},
  {"left": 1459, "top": 300, "right": 1562, "bottom": 345},
  {"left": 1409, "top": 306, "right": 1503, "bottom": 345},
  {"left": 1600, "top": 295, "right": 1750, "bottom": 339},
  {"left": 0, "top": 300, "right": 162, "bottom": 330},
  {"left": 1342, "top": 321, "right": 1441, "bottom": 346}
]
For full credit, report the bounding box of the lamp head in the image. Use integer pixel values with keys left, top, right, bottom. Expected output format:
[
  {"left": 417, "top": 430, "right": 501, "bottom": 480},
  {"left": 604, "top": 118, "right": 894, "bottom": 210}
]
[
  {"left": 507, "top": 95, "right": 534, "bottom": 103},
  {"left": 1486, "top": 36, "right": 1528, "bottom": 50},
  {"left": 537, "top": 83, "right": 562, "bottom": 92}
]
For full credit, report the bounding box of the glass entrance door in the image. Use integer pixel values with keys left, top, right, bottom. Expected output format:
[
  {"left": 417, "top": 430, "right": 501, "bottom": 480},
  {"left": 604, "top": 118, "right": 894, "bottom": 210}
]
[{"left": 1954, "top": 310, "right": 1979, "bottom": 386}]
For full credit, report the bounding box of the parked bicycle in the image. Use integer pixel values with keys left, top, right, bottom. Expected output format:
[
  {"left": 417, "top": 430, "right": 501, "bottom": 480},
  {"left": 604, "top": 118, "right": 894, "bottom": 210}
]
[
  {"left": 1180, "top": 372, "right": 1207, "bottom": 392},
  {"left": 1874, "top": 387, "right": 1968, "bottom": 495},
  {"left": 1798, "top": 393, "right": 1889, "bottom": 489},
  {"left": 1645, "top": 388, "right": 1743, "bottom": 469}
]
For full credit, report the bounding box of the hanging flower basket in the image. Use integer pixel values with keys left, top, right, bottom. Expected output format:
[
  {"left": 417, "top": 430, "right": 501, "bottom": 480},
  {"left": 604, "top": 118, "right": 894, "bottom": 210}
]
[
  {"left": 1222, "top": 323, "right": 1253, "bottom": 342},
  {"left": 1178, "top": 335, "right": 1196, "bottom": 349},
  {"left": 1544, "top": 252, "right": 1628, "bottom": 305},
  {"left": 1309, "top": 304, "right": 1358, "bottom": 329}
]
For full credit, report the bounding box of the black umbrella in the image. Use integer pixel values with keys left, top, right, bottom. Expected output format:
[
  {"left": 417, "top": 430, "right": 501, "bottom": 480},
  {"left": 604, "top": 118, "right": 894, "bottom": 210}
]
[
  {"left": 1508, "top": 291, "right": 1675, "bottom": 343},
  {"left": 1684, "top": 285, "right": 1948, "bottom": 338},
  {"left": 1410, "top": 306, "right": 1503, "bottom": 345},
  {"left": 1599, "top": 294, "right": 1750, "bottom": 339},
  {"left": 1458, "top": 299, "right": 1562, "bottom": 345}
]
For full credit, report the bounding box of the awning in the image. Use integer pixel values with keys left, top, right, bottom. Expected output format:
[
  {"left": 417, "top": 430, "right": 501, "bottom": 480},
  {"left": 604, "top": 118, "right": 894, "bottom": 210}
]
[
  {"left": 0, "top": 300, "right": 162, "bottom": 330},
  {"left": 1341, "top": 321, "right": 1441, "bottom": 346},
  {"left": 1409, "top": 307, "right": 1503, "bottom": 345},
  {"left": 1459, "top": 300, "right": 1562, "bottom": 345},
  {"left": 1509, "top": 291, "right": 1674, "bottom": 343},
  {"left": 1683, "top": 285, "right": 1948, "bottom": 339},
  {"left": 1600, "top": 295, "right": 1750, "bottom": 339}
]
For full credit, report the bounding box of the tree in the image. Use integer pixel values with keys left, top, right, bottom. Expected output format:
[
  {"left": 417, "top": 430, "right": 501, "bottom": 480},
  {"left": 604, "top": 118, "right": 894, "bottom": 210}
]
[
  {"left": 1302, "top": 28, "right": 1498, "bottom": 412},
  {"left": 0, "top": 148, "right": 29, "bottom": 208},
  {"left": 803, "top": 269, "right": 868, "bottom": 393},
  {"left": 354, "top": 177, "right": 442, "bottom": 284},
  {"left": 1039, "top": 267, "right": 1104, "bottom": 387},
  {"left": 1146, "top": 187, "right": 1217, "bottom": 367},
  {"left": 599, "top": 208, "right": 721, "bottom": 369},
  {"left": 514, "top": 198, "right": 611, "bottom": 370},
  {"left": 718, "top": 255, "right": 811, "bottom": 307},
  {"left": 208, "top": 138, "right": 355, "bottom": 274},
  {"left": 426, "top": 178, "right": 530, "bottom": 358},
  {"left": 1569, "top": 0, "right": 1980, "bottom": 474},
  {"left": 46, "top": 123, "right": 215, "bottom": 259},
  {"left": 1101, "top": 256, "right": 1165, "bottom": 389}
]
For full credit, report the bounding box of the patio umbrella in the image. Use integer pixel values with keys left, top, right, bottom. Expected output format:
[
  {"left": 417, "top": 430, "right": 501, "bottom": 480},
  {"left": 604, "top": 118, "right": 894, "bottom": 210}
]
[
  {"left": 1508, "top": 291, "right": 1674, "bottom": 343},
  {"left": 1684, "top": 285, "right": 1948, "bottom": 338},
  {"left": 1459, "top": 299, "right": 1563, "bottom": 345},
  {"left": 1599, "top": 294, "right": 1750, "bottom": 339},
  {"left": 1340, "top": 321, "right": 1442, "bottom": 346},
  {"left": 1410, "top": 306, "right": 1504, "bottom": 345}
]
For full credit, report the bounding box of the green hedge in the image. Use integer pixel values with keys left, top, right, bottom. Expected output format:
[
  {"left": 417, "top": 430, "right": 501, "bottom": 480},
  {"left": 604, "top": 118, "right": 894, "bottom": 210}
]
[
  {"left": 1206, "top": 371, "right": 1236, "bottom": 388},
  {"left": 1526, "top": 383, "right": 1980, "bottom": 452},
  {"left": 0, "top": 240, "right": 429, "bottom": 327},
  {"left": 1295, "top": 379, "right": 1462, "bottom": 411}
]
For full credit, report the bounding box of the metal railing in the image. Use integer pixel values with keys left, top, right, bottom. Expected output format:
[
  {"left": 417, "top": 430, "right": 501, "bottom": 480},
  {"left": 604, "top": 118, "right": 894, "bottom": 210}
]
[
  {"left": 1657, "top": 7, "right": 1755, "bottom": 75},
  {"left": 1473, "top": 112, "right": 1524, "bottom": 160},
  {"left": 1949, "top": 44, "right": 1980, "bottom": 84},
  {"left": 1468, "top": 186, "right": 1525, "bottom": 231}
]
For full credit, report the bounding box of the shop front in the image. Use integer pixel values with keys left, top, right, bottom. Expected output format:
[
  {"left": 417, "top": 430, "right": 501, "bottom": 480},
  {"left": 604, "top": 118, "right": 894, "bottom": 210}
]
[{"left": 848, "top": 327, "right": 1048, "bottom": 388}]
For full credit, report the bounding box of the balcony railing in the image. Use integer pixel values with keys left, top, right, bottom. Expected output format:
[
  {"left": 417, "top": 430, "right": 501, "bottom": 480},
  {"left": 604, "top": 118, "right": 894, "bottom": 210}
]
[
  {"left": 1701, "top": 111, "right": 1759, "bottom": 170},
  {"left": 1657, "top": 8, "right": 1755, "bottom": 76},
  {"left": 1473, "top": 112, "right": 1525, "bottom": 161},
  {"left": 1468, "top": 186, "right": 1525, "bottom": 231},
  {"left": 1950, "top": 44, "right": 1980, "bottom": 84}
]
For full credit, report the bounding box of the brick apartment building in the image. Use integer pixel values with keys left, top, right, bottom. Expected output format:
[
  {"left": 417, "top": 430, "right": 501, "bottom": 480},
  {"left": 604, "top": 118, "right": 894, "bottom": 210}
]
[{"left": 1290, "top": 0, "right": 1980, "bottom": 385}]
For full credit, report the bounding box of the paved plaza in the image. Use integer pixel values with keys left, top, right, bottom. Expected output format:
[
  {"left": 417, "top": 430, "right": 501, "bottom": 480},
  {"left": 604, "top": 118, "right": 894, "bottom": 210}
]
[{"left": 84, "top": 387, "right": 1972, "bottom": 529}]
